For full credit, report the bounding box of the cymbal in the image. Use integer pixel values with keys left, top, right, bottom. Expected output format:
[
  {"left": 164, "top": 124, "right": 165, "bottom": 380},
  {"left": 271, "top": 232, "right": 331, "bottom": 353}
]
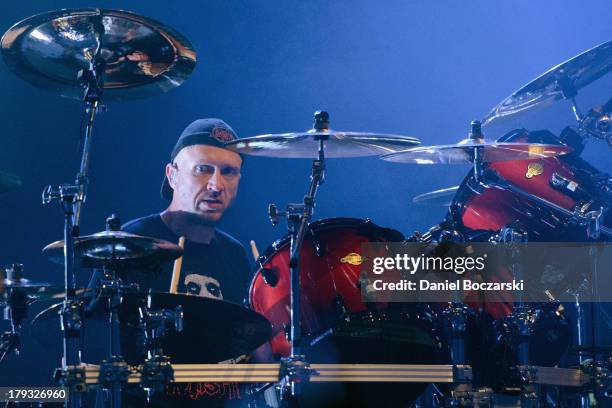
[
  {"left": 1, "top": 278, "right": 53, "bottom": 289},
  {"left": 413, "top": 186, "right": 459, "bottom": 206},
  {"left": 225, "top": 129, "right": 420, "bottom": 158},
  {"left": 381, "top": 139, "right": 572, "bottom": 164},
  {"left": 483, "top": 40, "right": 612, "bottom": 126},
  {"left": 42, "top": 230, "right": 183, "bottom": 269},
  {"left": 1, "top": 8, "right": 196, "bottom": 100},
  {"left": 0, "top": 278, "right": 58, "bottom": 307},
  {"left": 33, "top": 292, "right": 272, "bottom": 363},
  {"left": 0, "top": 171, "right": 22, "bottom": 194}
]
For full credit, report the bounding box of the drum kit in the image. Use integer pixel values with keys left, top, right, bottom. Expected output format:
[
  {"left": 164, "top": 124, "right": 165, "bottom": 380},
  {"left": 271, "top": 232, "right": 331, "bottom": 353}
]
[{"left": 1, "top": 7, "right": 612, "bottom": 408}]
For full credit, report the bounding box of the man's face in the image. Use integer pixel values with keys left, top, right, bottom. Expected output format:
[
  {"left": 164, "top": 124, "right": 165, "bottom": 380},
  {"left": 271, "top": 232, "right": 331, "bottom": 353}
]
[{"left": 166, "top": 145, "right": 242, "bottom": 224}]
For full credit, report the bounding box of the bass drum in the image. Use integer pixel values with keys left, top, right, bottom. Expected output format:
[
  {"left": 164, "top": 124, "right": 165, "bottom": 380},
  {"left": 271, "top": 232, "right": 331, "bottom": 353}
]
[
  {"left": 452, "top": 128, "right": 612, "bottom": 241},
  {"left": 250, "top": 218, "right": 442, "bottom": 407}
]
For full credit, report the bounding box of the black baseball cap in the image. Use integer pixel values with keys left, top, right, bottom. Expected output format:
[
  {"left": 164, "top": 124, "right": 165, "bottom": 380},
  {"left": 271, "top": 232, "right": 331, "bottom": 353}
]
[{"left": 160, "top": 118, "right": 241, "bottom": 200}]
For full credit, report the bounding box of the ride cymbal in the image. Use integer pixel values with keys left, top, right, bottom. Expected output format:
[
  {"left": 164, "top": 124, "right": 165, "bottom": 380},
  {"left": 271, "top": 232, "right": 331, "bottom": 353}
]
[{"left": 226, "top": 129, "right": 420, "bottom": 158}]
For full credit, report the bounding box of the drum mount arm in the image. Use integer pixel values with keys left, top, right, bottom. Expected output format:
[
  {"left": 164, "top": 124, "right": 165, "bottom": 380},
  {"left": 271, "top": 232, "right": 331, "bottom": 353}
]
[{"left": 575, "top": 97, "right": 612, "bottom": 147}]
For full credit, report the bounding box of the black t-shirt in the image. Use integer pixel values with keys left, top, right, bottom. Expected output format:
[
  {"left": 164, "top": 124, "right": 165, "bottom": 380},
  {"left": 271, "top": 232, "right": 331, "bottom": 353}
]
[
  {"left": 119, "top": 214, "right": 251, "bottom": 305},
  {"left": 88, "top": 214, "right": 253, "bottom": 407}
]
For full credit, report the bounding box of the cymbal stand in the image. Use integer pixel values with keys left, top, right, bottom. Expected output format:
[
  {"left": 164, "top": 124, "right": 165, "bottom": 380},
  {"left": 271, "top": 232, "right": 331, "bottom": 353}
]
[
  {"left": 43, "top": 185, "right": 84, "bottom": 408},
  {"left": 497, "top": 227, "right": 531, "bottom": 366},
  {"left": 556, "top": 74, "right": 584, "bottom": 123},
  {"left": 268, "top": 111, "right": 328, "bottom": 404},
  {"left": 576, "top": 212, "right": 605, "bottom": 407},
  {"left": 0, "top": 265, "right": 27, "bottom": 367},
  {"left": 496, "top": 227, "right": 543, "bottom": 404},
  {"left": 42, "top": 49, "right": 105, "bottom": 408},
  {"left": 137, "top": 295, "right": 182, "bottom": 402},
  {"left": 467, "top": 120, "right": 485, "bottom": 183},
  {"left": 435, "top": 233, "right": 474, "bottom": 406},
  {"left": 441, "top": 303, "right": 473, "bottom": 407},
  {"left": 97, "top": 216, "right": 137, "bottom": 408},
  {"left": 559, "top": 75, "right": 612, "bottom": 147}
]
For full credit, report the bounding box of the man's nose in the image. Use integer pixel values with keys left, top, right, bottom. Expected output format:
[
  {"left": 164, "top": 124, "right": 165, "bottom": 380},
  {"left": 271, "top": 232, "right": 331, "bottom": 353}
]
[{"left": 207, "top": 168, "right": 225, "bottom": 191}]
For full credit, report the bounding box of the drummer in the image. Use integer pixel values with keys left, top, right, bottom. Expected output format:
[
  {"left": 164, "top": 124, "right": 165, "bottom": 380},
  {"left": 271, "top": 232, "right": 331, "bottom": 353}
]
[
  {"left": 98, "top": 118, "right": 250, "bottom": 301},
  {"left": 88, "top": 118, "right": 253, "bottom": 407}
]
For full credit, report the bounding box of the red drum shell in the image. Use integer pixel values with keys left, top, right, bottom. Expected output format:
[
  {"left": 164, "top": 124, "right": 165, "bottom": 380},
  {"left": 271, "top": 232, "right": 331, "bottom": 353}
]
[
  {"left": 249, "top": 218, "right": 403, "bottom": 357},
  {"left": 461, "top": 156, "right": 577, "bottom": 233}
]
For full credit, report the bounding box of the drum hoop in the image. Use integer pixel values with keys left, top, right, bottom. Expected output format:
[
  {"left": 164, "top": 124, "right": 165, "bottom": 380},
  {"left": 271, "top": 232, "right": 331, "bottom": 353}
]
[{"left": 248, "top": 217, "right": 404, "bottom": 306}]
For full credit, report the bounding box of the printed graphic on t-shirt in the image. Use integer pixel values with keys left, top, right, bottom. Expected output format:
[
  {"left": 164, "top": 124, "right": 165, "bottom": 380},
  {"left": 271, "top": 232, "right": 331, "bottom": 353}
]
[
  {"left": 184, "top": 273, "right": 223, "bottom": 299},
  {"left": 166, "top": 381, "right": 242, "bottom": 401}
]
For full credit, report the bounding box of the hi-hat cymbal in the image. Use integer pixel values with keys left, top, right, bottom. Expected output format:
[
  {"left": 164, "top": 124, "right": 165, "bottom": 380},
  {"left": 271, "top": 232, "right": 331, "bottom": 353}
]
[
  {"left": 225, "top": 129, "right": 420, "bottom": 158},
  {"left": 32, "top": 292, "right": 272, "bottom": 364},
  {"left": 483, "top": 40, "right": 612, "bottom": 126},
  {"left": 413, "top": 186, "right": 459, "bottom": 206},
  {"left": 1, "top": 8, "right": 196, "bottom": 100},
  {"left": 0, "top": 171, "right": 22, "bottom": 194},
  {"left": 0, "top": 264, "right": 59, "bottom": 303},
  {"left": 42, "top": 230, "right": 183, "bottom": 269},
  {"left": 381, "top": 139, "right": 572, "bottom": 164},
  {"left": 1, "top": 278, "right": 53, "bottom": 290},
  {"left": 0, "top": 278, "right": 58, "bottom": 307}
]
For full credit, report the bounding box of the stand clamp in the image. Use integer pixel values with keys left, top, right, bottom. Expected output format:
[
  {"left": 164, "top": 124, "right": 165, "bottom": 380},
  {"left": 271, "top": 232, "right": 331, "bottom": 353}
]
[
  {"left": 54, "top": 365, "right": 88, "bottom": 394},
  {"left": 139, "top": 356, "right": 175, "bottom": 402},
  {"left": 279, "top": 355, "right": 319, "bottom": 395},
  {"left": 99, "top": 359, "right": 131, "bottom": 388}
]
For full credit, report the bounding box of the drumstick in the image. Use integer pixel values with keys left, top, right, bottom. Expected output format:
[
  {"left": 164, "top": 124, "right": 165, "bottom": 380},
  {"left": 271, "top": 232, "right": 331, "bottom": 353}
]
[
  {"left": 170, "top": 236, "right": 185, "bottom": 294},
  {"left": 249, "top": 240, "right": 260, "bottom": 261}
]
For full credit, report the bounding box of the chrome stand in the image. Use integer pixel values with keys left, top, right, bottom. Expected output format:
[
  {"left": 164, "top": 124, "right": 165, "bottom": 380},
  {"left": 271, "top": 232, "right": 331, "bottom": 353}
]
[
  {"left": 268, "top": 111, "right": 328, "bottom": 405},
  {"left": 42, "top": 58, "right": 105, "bottom": 408}
]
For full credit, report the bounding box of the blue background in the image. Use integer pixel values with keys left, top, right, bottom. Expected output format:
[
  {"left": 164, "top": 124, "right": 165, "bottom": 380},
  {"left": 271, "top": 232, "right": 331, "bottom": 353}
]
[{"left": 0, "top": 0, "right": 610, "bottom": 387}]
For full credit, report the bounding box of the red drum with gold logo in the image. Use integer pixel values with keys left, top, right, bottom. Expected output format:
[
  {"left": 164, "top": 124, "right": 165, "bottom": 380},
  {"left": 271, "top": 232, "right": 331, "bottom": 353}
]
[
  {"left": 249, "top": 218, "right": 441, "bottom": 406},
  {"left": 453, "top": 129, "right": 611, "bottom": 241}
]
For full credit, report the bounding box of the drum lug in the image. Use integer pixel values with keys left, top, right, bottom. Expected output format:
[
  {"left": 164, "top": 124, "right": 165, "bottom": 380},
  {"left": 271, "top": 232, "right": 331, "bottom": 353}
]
[
  {"left": 309, "top": 226, "right": 324, "bottom": 257},
  {"left": 334, "top": 295, "right": 347, "bottom": 317},
  {"left": 261, "top": 267, "right": 279, "bottom": 287}
]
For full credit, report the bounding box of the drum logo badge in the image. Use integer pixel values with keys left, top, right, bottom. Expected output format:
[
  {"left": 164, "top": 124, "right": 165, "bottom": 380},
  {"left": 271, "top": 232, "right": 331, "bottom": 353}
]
[
  {"left": 340, "top": 252, "right": 363, "bottom": 266},
  {"left": 525, "top": 162, "right": 544, "bottom": 179}
]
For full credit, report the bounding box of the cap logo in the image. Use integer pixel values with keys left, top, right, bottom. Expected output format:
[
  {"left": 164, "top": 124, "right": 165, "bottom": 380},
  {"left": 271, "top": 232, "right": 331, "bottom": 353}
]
[{"left": 212, "top": 126, "right": 235, "bottom": 142}]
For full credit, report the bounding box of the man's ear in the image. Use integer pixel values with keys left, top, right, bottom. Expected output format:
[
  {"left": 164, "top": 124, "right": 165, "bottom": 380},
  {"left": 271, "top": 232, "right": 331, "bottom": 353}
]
[{"left": 165, "top": 163, "right": 177, "bottom": 187}]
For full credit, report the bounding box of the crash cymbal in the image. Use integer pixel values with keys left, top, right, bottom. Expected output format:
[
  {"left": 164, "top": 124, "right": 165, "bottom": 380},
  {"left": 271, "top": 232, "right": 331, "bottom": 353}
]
[
  {"left": 32, "top": 292, "right": 272, "bottom": 363},
  {"left": 413, "top": 186, "right": 459, "bottom": 206},
  {"left": 42, "top": 230, "right": 183, "bottom": 269},
  {"left": 483, "top": 40, "right": 612, "bottom": 126},
  {"left": 0, "top": 171, "right": 22, "bottom": 194},
  {"left": 1, "top": 8, "right": 196, "bottom": 100},
  {"left": 225, "top": 129, "right": 420, "bottom": 158},
  {"left": 381, "top": 139, "right": 572, "bottom": 164}
]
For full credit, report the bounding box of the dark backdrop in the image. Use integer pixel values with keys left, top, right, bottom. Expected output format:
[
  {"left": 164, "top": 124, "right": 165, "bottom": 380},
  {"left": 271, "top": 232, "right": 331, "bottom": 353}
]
[{"left": 1, "top": 0, "right": 610, "bottom": 386}]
